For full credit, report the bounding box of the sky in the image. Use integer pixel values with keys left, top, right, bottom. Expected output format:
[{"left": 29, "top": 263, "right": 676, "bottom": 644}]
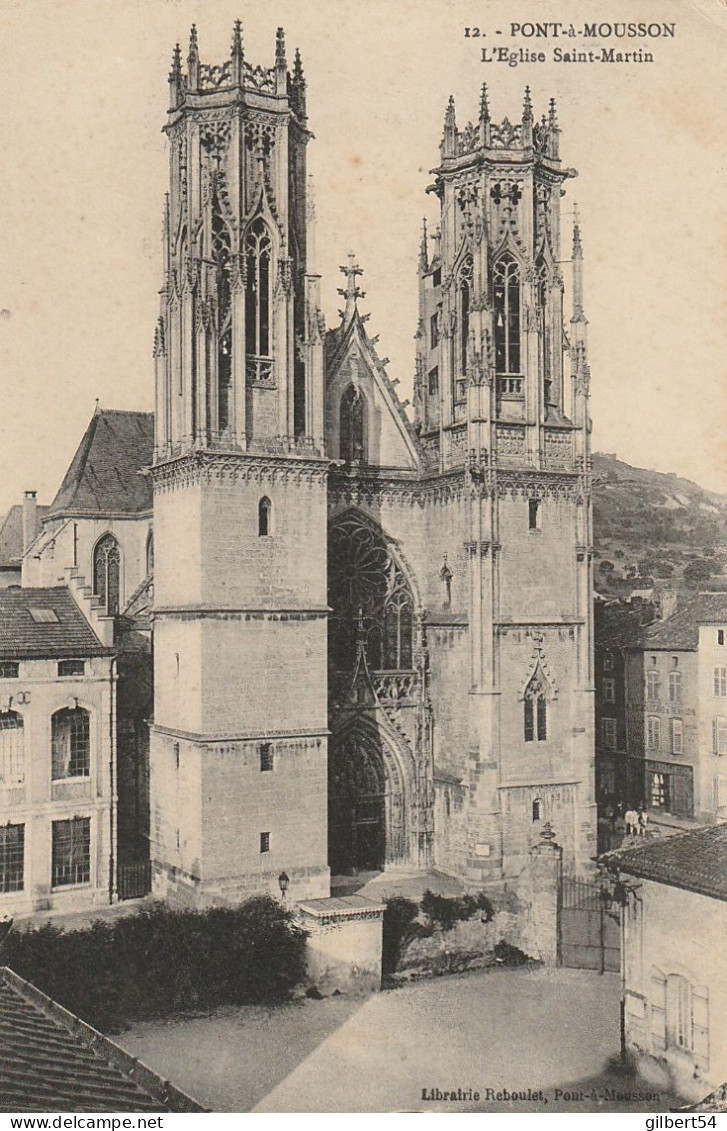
[{"left": 0, "top": 0, "right": 725, "bottom": 515}]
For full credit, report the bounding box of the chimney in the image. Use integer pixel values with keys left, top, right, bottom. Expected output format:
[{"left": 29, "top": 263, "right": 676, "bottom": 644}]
[
  {"left": 23, "top": 491, "right": 38, "bottom": 552},
  {"left": 658, "top": 588, "right": 678, "bottom": 621}
]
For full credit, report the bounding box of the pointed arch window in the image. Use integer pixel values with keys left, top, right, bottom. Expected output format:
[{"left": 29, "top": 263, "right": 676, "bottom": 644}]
[
  {"left": 524, "top": 670, "right": 549, "bottom": 743},
  {"left": 494, "top": 253, "right": 521, "bottom": 375},
  {"left": 340, "top": 385, "right": 366, "bottom": 464},
  {"left": 212, "top": 192, "right": 233, "bottom": 433},
  {"left": 258, "top": 496, "right": 272, "bottom": 537},
  {"left": 93, "top": 534, "right": 121, "bottom": 615},
  {"left": 245, "top": 217, "right": 273, "bottom": 378},
  {"left": 146, "top": 531, "right": 154, "bottom": 576},
  {"left": 328, "top": 512, "right": 416, "bottom": 675},
  {"left": 536, "top": 257, "right": 552, "bottom": 403},
  {"left": 457, "top": 257, "right": 473, "bottom": 388}
]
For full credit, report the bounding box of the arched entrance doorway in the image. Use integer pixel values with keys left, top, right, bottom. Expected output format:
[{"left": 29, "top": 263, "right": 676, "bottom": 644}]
[
  {"left": 329, "top": 730, "right": 386, "bottom": 874},
  {"left": 327, "top": 510, "right": 418, "bottom": 874}
]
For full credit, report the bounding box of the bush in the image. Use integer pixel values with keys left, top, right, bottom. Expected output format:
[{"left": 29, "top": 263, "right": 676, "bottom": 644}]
[
  {"left": 5, "top": 896, "right": 307, "bottom": 1032},
  {"left": 420, "top": 889, "right": 494, "bottom": 932},
  {"left": 382, "top": 896, "right": 420, "bottom": 980},
  {"left": 493, "top": 940, "right": 530, "bottom": 966}
]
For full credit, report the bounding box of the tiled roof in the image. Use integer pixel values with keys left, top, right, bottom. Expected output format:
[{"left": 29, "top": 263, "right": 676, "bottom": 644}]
[
  {"left": 0, "top": 506, "right": 49, "bottom": 568},
  {"left": 604, "top": 823, "right": 727, "bottom": 902},
  {"left": 48, "top": 410, "right": 154, "bottom": 518},
  {"left": 0, "top": 966, "right": 204, "bottom": 1112},
  {"left": 640, "top": 592, "right": 727, "bottom": 651},
  {"left": 0, "top": 588, "right": 111, "bottom": 659}
]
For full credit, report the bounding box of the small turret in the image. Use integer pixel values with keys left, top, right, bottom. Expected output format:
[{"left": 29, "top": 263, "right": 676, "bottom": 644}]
[
  {"left": 169, "top": 43, "right": 183, "bottom": 109},
  {"left": 419, "top": 217, "right": 429, "bottom": 274},
  {"left": 231, "top": 19, "right": 243, "bottom": 85},
  {"left": 441, "top": 95, "right": 457, "bottom": 159},
  {"left": 275, "top": 27, "right": 287, "bottom": 94},
  {"left": 187, "top": 24, "right": 199, "bottom": 92},
  {"left": 522, "top": 85, "right": 533, "bottom": 147}
]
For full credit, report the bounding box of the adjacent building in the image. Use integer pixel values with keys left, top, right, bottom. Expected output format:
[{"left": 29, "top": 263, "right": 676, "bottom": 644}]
[
  {"left": 624, "top": 592, "right": 727, "bottom": 824},
  {"left": 0, "top": 586, "right": 115, "bottom": 916},
  {"left": 608, "top": 825, "right": 727, "bottom": 1100}
]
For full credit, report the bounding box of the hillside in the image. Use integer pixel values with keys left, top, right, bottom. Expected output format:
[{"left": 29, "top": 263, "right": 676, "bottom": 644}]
[{"left": 591, "top": 453, "right": 727, "bottom": 596}]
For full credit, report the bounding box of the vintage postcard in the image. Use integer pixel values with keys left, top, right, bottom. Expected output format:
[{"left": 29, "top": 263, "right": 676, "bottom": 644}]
[{"left": 0, "top": 0, "right": 725, "bottom": 1117}]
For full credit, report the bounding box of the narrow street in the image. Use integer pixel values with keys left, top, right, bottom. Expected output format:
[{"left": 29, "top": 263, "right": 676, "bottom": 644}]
[{"left": 117, "top": 966, "right": 681, "bottom": 1113}]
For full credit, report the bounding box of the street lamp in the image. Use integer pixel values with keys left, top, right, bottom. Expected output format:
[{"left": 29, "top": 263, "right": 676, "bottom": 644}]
[{"left": 278, "top": 871, "right": 290, "bottom": 902}]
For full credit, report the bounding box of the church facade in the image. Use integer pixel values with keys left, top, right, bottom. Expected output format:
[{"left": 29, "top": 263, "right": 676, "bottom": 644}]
[
  {"left": 147, "top": 24, "right": 597, "bottom": 907},
  {"left": 0, "top": 21, "right": 597, "bottom": 918}
]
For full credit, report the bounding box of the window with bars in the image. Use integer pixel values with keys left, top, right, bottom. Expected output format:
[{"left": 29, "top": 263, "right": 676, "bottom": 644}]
[
  {"left": 93, "top": 534, "right": 121, "bottom": 615},
  {"left": 51, "top": 707, "right": 90, "bottom": 779},
  {"left": 671, "top": 718, "right": 684, "bottom": 755},
  {"left": 0, "top": 711, "right": 25, "bottom": 786},
  {"left": 58, "top": 660, "right": 85, "bottom": 678},
  {"left": 0, "top": 823, "right": 24, "bottom": 892},
  {"left": 0, "top": 662, "right": 19, "bottom": 679},
  {"left": 602, "top": 718, "right": 617, "bottom": 750},
  {"left": 714, "top": 667, "right": 727, "bottom": 697},
  {"left": 52, "top": 817, "right": 90, "bottom": 887},
  {"left": 260, "top": 743, "right": 274, "bottom": 772},
  {"left": 260, "top": 831, "right": 270, "bottom": 854},
  {"left": 603, "top": 678, "right": 616, "bottom": 703}
]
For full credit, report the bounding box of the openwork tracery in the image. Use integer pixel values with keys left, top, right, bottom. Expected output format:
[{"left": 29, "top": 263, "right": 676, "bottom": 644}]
[
  {"left": 211, "top": 190, "right": 233, "bottom": 432},
  {"left": 245, "top": 217, "right": 273, "bottom": 384},
  {"left": 328, "top": 512, "right": 414, "bottom": 674},
  {"left": 493, "top": 253, "right": 521, "bottom": 375}
]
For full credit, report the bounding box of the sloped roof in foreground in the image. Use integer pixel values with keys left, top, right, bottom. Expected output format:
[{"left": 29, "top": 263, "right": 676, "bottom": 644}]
[
  {"left": 0, "top": 966, "right": 205, "bottom": 1112},
  {"left": 604, "top": 823, "right": 727, "bottom": 902},
  {"left": 0, "top": 588, "right": 111, "bottom": 659}
]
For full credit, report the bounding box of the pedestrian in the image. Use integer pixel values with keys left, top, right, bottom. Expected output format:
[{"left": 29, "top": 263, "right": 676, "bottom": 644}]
[
  {"left": 624, "top": 807, "right": 638, "bottom": 837},
  {"left": 638, "top": 806, "right": 649, "bottom": 837}
]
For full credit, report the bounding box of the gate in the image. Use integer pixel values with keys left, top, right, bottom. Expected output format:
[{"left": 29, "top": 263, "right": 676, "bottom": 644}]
[
  {"left": 559, "top": 875, "right": 620, "bottom": 972},
  {"left": 117, "top": 859, "right": 152, "bottom": 901}
]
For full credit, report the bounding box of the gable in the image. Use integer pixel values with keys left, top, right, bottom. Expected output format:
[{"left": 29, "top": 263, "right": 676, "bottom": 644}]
[{"left": 325, "top": 316, "right": 419, "bottom": 472}]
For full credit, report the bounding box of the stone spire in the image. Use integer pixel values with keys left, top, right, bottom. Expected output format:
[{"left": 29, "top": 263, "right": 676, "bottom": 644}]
[
  {"left": 548, "top": 97, "right": 560, "bottom": 159},
  {"left": 337, "top": 252, "right": 365, "bottom": 320},
  {"left": 231, "top": 19, "right": 243, "bottom": 85},
  {"left": 571, "top": 205, "right": 585, "bottom": 322},
  {"left": 419, "top": 218, "right": 429, "bottom": 273},
  {"left": 522, "top": 85, "right": 533, "bottom": 146},
  {"left": 479, "top": 83, "right": 490, "bottom": 146},
  {"left": 187, "top": 24, "right": 199, "bottom": 91},
  {"left": 442, "top": 95, "right": 457, "bottom": 158},
  {"left": 169, "top": 43, "right": 183, "bottom": 108}
]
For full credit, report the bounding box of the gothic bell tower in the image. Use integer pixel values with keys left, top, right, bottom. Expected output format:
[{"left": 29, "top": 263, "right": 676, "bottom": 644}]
[
  {"left": 415, "top": 87, "right": 597, "bottom": 878},
  {"left": 149, "top": 23, "right": 330, "bottom": 906}
]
